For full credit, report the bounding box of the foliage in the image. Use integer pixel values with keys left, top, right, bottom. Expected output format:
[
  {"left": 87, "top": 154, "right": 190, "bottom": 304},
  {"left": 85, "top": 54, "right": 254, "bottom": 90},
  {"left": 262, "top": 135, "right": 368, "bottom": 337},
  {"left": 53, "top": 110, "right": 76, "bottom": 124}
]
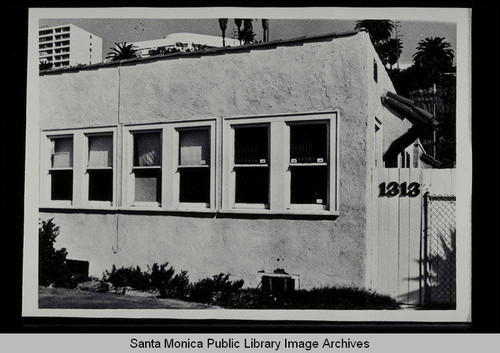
[
  {"left": 221, "top": 286, "right": 400, "bottom": 310},
  {"left": 234, "top": 18, "right": 256, "bottom": 45},
  {"left": 106, "top": 42, "right": 139, "bottom": 62},
  {"left": 412, "top": 37, "right": 454, "bottom": 83},
  {"left": 39, "top": 61, "right": 53, "bottom": 71},
  {"left": 148, "top": 47, "right": 181, "bottom": 56},
  {"left": 39, "top": 219, "right": 76, "bottom": 288},
  {"left": 218, "top": 18, "right": 228, "bottom": 46},
  {"left": 149, "top": 262, "right": 175, "bottom": 298},
  {"left": 377, "top": 38, "right": 403, "bottom": 68},
  {"left": 104, "top": 265, "right": 151, "bottom": 292},
  {"left": 355, "top": 20, "right": 395, "bottom": 44},
  {"left": 188, "top": 273, "right": 244, "bottom": 305}
]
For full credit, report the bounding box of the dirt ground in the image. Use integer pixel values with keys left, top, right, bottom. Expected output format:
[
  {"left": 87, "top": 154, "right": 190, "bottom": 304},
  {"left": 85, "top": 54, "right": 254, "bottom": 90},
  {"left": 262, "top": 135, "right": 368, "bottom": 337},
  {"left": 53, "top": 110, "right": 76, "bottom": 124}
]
[{"left": 38, "top": 286, "right": 221, "bottom": 309}]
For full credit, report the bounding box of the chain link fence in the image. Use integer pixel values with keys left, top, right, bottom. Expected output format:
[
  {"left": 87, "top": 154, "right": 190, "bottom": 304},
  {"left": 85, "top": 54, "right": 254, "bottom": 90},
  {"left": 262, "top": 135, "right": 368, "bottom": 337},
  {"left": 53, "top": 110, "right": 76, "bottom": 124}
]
[{"left": 424, "top": 194, "right": 456, "bottom": 308}]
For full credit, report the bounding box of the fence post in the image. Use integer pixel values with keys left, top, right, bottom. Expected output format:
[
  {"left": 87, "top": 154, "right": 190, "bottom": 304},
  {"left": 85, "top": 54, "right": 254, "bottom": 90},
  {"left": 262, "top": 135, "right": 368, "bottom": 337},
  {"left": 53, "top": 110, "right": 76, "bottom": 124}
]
[{"left": 423, "top": 192, "right": 430, "bottom": 306}]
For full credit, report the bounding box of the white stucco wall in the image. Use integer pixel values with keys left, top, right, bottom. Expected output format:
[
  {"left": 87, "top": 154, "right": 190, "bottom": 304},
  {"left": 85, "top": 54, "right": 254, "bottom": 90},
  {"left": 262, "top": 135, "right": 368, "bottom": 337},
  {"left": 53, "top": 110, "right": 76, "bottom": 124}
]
[{"left": 39, "top": 32, "right": 408, "bottom": 289}]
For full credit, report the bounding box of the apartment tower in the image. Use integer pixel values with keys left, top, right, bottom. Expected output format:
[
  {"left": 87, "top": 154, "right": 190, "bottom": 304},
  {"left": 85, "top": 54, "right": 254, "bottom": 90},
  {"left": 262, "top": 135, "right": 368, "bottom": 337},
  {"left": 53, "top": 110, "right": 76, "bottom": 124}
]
[{"left": 39, "top": 24, "right": 103, "bottom": 68}]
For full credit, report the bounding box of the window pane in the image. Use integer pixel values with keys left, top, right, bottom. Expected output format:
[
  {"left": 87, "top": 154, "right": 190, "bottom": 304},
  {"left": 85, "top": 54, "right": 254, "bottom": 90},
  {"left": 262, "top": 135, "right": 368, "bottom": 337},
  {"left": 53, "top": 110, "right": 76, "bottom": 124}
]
[
  {"left": 134, "top": 169, "right": 161, "bottom": 202},
  {"left": 290, "top": 166, "right": 327, "bottom": 204},
  {"left": 134, "top": 132, "right": 161, "bottom": 166},
  {"left": 88, "top": 135, "right": 113, "bottom": 168},
  {"left": 290, "top": 124, "right": 327, "bottom": 163},
  {"left": 235, "top": 167, "right": 269, "bottom": 204},
  {"left": 52, "top": 137, "right": 73, "bottom": 168},
  {"left": 235, "top": 126, "right": 268, "bottom": 164},
  {"left": 88, "top": 169, "right": 113, "bottom": 201},
  {"left": 179, "top": 168, "right": 210, "bottom": 203},
  {"left": 51, "top": 170, "right": 72, "bottom": 200},
  {"left": 179, "top": 129, "right": 210, "bottom": 166}
]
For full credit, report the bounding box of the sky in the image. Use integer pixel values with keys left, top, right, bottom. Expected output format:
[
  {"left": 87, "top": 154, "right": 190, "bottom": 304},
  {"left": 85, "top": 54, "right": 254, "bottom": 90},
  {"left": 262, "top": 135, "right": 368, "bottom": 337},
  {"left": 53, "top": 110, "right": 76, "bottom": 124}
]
[{"left": 39, "top": 17, "right": 457, "bottom": 67}]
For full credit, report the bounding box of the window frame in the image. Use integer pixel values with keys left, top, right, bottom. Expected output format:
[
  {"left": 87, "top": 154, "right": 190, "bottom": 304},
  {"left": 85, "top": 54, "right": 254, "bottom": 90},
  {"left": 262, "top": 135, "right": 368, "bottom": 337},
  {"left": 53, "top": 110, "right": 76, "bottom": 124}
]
[
  {"left": 285, "top": 119, "right": 331, "bottom": 211},
  {"left": 174, "top": 123, "right": 216, "bottom": 210},
  {"left": 125, "top": 127, "right": 163, "bottom": 208},
  {"left": 41, "top": 126, "right": 117, "bottom": 208},
  {"left": 83, "top": 130, "right": 117, "bottom": 207},
  {"left": 123, "top": 120, "right": 216, "bottom": 211},
  {"left": 222, "top": 111, "right": 339, "bottom": 215}
]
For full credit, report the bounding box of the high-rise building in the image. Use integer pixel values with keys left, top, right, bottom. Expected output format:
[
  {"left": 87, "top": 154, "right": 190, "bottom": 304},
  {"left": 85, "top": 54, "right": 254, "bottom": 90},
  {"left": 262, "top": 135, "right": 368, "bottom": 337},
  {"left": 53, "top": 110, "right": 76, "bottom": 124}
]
[{"left": 39, "top": 24, "right": 103, "bottom": 68}]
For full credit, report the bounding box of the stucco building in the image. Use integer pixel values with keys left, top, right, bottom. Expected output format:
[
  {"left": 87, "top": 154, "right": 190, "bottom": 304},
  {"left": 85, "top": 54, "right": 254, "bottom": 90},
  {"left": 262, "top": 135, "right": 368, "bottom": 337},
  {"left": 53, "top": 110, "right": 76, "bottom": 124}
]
[{"left": 38, "top": 30, "right": 438, "bottom": 294}]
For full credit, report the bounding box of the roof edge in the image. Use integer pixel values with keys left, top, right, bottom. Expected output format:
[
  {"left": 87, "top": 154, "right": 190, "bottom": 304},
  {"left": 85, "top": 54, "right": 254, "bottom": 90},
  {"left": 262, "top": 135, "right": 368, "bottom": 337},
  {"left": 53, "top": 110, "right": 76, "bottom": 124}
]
[{"left": 40, "top": 30, "right": 361, "bottom": 76}]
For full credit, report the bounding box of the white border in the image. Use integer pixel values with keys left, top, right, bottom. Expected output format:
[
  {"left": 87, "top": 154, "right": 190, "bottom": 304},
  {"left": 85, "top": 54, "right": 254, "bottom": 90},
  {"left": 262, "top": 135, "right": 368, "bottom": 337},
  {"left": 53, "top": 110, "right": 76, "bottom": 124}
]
[{"left": 25, "top": 7, "right": 471, "bottom": 322}]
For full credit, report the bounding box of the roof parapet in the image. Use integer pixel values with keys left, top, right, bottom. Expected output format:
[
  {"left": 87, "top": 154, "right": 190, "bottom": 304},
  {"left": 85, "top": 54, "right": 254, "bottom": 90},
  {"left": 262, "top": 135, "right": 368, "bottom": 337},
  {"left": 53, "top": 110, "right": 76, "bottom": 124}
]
[{"left": 40, "top": 30, "right": 361, "bottom": 76}]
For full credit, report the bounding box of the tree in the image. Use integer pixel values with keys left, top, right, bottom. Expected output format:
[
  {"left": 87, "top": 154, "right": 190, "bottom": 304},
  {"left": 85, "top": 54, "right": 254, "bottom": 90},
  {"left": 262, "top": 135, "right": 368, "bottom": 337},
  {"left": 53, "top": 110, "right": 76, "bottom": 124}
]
[
  {"left": 39, "top": 219, "right": 75, "bottom": 288},
  {"left": 377, "top": 38, "right": 403, "bottom": 69},
  {"left": 39, "top": 61, "right": 53, "bottom": 71},
  {"left": 218, "top": 19, "right": 228, "bottom": 46},
  {"left": 106, "top": 42, "right": 139, "bottom": 62},
  {"left": 412, "top": 37, "right": 454, "bottom": 83},
  {"left": 234, "top": 19, "right": 243, "bottom": 45},
  {"left": 261, "top": 19, "right": 270, "bottom": 42},
  {"left": 355, "top": 20, "right": 394, "bottom": 45}
]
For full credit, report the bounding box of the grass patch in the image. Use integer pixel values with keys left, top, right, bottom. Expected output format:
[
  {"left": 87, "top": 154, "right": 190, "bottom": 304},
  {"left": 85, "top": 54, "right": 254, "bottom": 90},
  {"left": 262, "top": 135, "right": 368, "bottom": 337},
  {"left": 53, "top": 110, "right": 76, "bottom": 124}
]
[{"left": 38, "top": 286, "right": 218, "bottom": 309}]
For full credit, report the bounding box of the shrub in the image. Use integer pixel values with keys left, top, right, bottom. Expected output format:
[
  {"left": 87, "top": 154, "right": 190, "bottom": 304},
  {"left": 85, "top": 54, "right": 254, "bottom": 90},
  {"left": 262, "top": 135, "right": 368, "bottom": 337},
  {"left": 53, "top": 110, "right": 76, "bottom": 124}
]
[
  {"left": 39, "top": 218, "right": 76, "bottom": 288},
  {"left": 168, "top": 270, "right": 191, "bottom": 300},
  {"left": 219, "top": 286, "right": 400, "bottom": 310},
  {"left": 189, "top": 273, "right": 244, "bottom": 305},
  {"left": 150, "top": 262, "right": 175, "bottom": 298},
  {"left": 103, "top": 265, "right": 151, "bottom": 293}
]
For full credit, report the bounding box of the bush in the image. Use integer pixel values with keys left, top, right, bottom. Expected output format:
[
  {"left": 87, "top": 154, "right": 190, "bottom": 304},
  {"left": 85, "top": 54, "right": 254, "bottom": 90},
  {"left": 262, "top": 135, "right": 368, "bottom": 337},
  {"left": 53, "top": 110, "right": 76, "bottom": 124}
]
[
  {"left": 189, "top": 273, "right": 244, "bottom": 305},
  {"left": 219, "top": 286, "right": 400, "bottom": 310},
  {"left": 104, "top": 265, "right": 151, "bottom": 293},
  {"left": 39, "top": 218, "right": 76, "bottom": 288},
  {"left": 150, "top": 262, "right": 175, "bottom": 298}
]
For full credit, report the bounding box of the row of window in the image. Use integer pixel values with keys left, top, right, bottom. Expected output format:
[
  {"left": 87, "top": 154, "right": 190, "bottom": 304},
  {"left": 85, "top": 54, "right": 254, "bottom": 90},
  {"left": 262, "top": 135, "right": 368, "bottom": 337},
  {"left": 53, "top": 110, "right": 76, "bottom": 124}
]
[{"left": 41, "top": 113, "right": 338, "bottom": 214}]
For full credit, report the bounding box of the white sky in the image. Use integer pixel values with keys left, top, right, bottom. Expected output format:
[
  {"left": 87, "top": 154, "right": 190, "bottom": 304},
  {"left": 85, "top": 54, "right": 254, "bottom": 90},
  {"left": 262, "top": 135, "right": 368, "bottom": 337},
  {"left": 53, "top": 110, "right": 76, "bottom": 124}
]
[{"left": 39, "top": 15, "right": 457, "bottom": 67}]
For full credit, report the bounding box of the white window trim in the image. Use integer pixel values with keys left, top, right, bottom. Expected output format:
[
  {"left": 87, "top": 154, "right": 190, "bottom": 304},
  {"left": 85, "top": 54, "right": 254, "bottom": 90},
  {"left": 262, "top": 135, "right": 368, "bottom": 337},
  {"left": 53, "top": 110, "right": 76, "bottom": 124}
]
[
  {"left": 41, "top": 126, "right": 118, "bottom": 209},
  {"left": 123, "top": 120, "right": 216, "bottom": 211},
  {"left": 124, "top": 127, "right": 163, "bottom": 208},
  {"left": 222, "top": 111, "right": 339, "bottom": 214},
  {"left": 41, "top": 112, "right": 338, "bottom": 216},
  {"left": 83, "top": 130, "right": 117, "bottom": 207}
]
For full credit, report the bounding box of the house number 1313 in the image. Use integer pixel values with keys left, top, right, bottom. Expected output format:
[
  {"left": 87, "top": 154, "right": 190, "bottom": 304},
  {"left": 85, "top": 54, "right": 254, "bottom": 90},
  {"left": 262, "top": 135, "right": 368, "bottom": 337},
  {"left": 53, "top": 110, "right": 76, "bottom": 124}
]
[{"left": 378, "top": 182, "right": 420, "bottom": 197}]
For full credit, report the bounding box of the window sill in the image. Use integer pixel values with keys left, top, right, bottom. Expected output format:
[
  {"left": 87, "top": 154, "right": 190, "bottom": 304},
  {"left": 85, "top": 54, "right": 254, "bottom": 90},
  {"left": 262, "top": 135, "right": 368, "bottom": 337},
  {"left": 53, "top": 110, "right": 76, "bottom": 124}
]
[{"left": 39, "top": 205, "right": 339, "bottom": 218}]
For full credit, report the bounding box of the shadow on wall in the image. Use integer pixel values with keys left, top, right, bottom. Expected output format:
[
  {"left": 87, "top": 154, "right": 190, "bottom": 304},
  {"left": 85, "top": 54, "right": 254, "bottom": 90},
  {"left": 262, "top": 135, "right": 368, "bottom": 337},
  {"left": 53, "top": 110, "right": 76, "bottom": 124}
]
[
  {"left": 400, "top": 227, "right": 456, "bottom": 309},
  {"left": 425, "top": 227, "right": 456, "bottom": 309}
]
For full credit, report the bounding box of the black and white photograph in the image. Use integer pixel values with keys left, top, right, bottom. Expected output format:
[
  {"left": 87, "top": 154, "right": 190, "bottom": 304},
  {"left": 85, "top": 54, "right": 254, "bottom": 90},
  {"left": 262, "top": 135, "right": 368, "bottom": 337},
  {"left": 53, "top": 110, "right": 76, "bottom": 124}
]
[{"left": 22, "top": 7, "right": 472, "bottom": 323}]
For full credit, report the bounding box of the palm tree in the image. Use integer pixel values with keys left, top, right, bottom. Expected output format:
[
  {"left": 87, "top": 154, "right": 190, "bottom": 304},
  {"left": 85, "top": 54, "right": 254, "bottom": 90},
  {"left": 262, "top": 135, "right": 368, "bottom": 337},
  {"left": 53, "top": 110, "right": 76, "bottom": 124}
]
[
  {"left": 218, "top": 18, "right": 228, "bottom": 46},
  {"left": 412, "top": 37, "right": 454, "bottom": 82},
  {"left": 261, "top": 19, "right": 269, "bottom": 42},
  {"left": 355, "top": 20, "right": 394, "bottom": 45},
  {"left": 234, "top": 19, "right": 243, "bottom": 45},
  {"left": 241, "top": 19, "right": 256, "bottom": 44},
  {"left": 106, "top": 42, "right": 139, "bottom": 62}
]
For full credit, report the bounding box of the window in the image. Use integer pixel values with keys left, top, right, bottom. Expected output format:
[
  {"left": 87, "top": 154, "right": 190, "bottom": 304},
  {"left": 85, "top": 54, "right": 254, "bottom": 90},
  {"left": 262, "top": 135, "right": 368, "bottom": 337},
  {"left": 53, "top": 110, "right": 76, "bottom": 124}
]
[
  {"left": 49, "top": 137, "right": 73, "bottom": 201},
  {"left": 234, "top": 125, "right": 269, "bottom": 206},
  {"left": 289, "top": 122, "right": 328, "bottom": 206},
  {"left": 223, "top": 112, "right": 338, "bottom": 214},
  {"left": 87, "top": 134, "right": 113, "bottom": 202},
  {"left": 373, "top": 58, "right": 378, "bottom": 82},
  {"left": 132, "top": 131, "right": 162, "bottom": 204},
  {"left": 178, "top": 128, "right": 210, "bottom": 204}
]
